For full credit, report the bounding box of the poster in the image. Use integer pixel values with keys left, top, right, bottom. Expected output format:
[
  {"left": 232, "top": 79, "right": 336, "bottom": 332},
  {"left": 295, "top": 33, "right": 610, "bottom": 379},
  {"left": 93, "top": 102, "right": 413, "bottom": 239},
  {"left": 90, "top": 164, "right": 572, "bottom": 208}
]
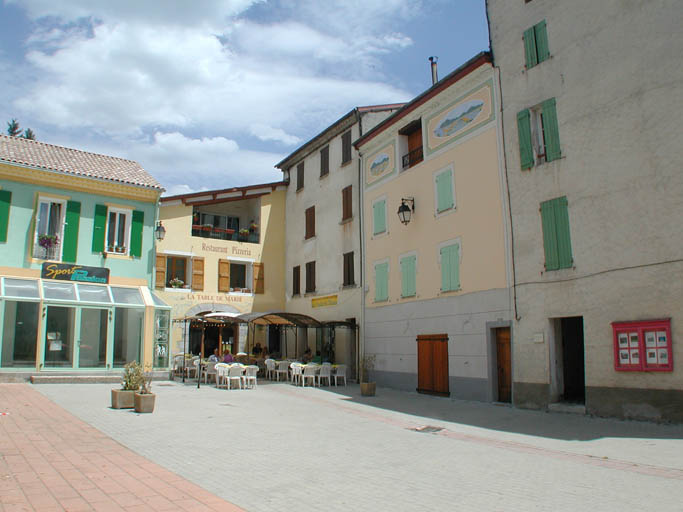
[
  {"left": 657, "top": 349, "right": 669, "bottom": 364},
  {"left": 618, "top": 333, "right": 629, "bottom": 347},
  {"left": 630, "top": 349, "right": 639, "bottom": 364},
  {"left": 619, "top": 350, "right": 630, "bottom": 363},
  {"left": 645, "top": 332, "right": 656, "bottom": 347},
  {"left": 629, "top": 333, "right": 639, "bottom": 347},
  {"left": 647, "top": 350, "right": 658, "bottom": 364},
  {"left": 656, "top": 331, "right": 667, "bottom": 347}
]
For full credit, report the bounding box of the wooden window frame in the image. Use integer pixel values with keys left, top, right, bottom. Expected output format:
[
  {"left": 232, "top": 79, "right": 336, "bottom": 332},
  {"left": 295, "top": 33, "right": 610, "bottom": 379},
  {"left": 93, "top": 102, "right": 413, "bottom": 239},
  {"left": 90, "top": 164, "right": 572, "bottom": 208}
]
[
  {"left": 292, "top": 265, "right": 301, "bottom": 296},
  {"left": 341, "top": 131, "right": 352, "bottom": 165},
  {"left": 305, "top": 261, "right": 316, "bottom": 293},
  {"left": 305, "top": 206, "right": 315, "bottom": 240},
  {"left": 296, "top": 162, "right": 304, "bottom": 191},
  {"left": 612, "top": 319, "right": 673, "bottom": 372},
  {"left": 320, "top": 145, "right": 329, "bottom": 177},
  {"left": 341, "top": 185, "right": 352, "bottom": 221},
  {"left": 166, "top": 256, "right": 189, "bottom": 288},
  {"left": 342, "top": 251, "right": 354, "bottom": 287}
]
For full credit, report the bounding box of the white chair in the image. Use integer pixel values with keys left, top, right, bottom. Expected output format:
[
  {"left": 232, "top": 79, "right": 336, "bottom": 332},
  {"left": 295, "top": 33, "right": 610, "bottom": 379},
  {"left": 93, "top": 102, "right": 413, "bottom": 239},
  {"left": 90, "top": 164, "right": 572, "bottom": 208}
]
[
  {"left": 332, "top": 364, "right": 347, "bottom": 386},
  {"left": 172, "top": 355, "right": 185, "bottom": 377},
  {"left": 290, "top": 363, "right": 302, "bottom": 386},
  {"left": 185, "top": 357, "right": 199, "bottom": 379},
  {"left": 214, "top": 363, "right": 229, "bottom": 388},
  {"left": 275, "top": 361, "right": 289, "bottom": 382},
  {"left": 302, "top": 365, "right": 317, "bottom": 387},
  {"left": 265, "top": 359, "right": 276, "bottom": 380},
  {"left": 316, "top": 364, "right": 332, "bottom": 387},
  {"left": 227, "top": 365, "right": 244, "bottom": 389},
  {"left": 204, "top": 362, "right": 217, "bottom": 384},
  {"left": 242, "top": 365, "right": 259, "bottom": 389}
]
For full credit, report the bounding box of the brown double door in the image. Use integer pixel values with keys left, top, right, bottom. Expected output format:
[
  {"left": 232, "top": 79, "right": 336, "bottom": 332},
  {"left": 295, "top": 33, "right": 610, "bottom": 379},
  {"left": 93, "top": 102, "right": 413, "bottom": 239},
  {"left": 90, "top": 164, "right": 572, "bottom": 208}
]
[
  {"left": 495, "top": 327, "right": 512, "bottom": 403},
  {"left": 416, "top": 334, "right": 449, "bottom": 396}
]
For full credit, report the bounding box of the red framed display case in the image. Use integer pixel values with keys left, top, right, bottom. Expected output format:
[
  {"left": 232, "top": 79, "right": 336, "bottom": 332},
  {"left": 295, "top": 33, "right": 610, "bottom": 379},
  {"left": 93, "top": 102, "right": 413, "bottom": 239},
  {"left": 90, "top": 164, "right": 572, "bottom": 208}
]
[{"left": 612, "top": 319, "right": 673, "bottom": 372}]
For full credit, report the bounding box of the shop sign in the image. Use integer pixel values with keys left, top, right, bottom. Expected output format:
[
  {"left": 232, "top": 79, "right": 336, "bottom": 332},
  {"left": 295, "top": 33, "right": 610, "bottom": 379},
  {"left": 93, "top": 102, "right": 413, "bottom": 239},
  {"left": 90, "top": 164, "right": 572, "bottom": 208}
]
[
  {"left": 312, "top": 294, "right": 338, "bottom": 308},
  {"left": 41, "top": 263, "right": 110, "bottom": 284}
]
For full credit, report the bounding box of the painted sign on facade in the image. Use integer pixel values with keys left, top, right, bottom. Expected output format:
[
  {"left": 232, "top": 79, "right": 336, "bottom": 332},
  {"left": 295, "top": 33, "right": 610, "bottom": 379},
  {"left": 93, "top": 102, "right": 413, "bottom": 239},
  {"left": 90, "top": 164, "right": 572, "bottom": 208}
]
[
  {"left": 425, "top": 80, "right": 494, "bottom": 156},
  {"left": 312, "top": 294, "right": 338, "bottom": 308},
  {"left": 41, "top": 262, "right": 110, "bottom": 283},
  {"left": 366, "top": 141, "right": 396, "bottom": 186}
]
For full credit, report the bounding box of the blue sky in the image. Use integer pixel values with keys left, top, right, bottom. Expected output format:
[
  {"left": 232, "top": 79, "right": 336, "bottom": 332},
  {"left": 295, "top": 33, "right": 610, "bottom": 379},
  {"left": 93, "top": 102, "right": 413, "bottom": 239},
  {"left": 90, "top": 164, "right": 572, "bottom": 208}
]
[{"left": 0, "top": 0, "right": 489, "bottom": 195}]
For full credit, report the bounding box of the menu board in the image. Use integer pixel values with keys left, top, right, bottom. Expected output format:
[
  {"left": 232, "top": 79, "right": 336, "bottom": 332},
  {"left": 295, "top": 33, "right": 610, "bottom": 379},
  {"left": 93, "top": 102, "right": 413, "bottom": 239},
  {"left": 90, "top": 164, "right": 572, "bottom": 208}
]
[{"left": 613, "top": 320, "right": 672, "bottom": 371}]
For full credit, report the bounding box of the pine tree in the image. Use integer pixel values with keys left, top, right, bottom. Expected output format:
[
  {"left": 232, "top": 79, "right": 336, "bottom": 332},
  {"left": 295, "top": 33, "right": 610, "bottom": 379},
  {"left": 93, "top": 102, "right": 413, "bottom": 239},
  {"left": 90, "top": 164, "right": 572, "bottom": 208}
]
[
  {"left": 23, "top": 128, "right": 36, "bottom": 140},
  {"left": 6, "top": 119, "right": 21, "bottom": 137}
]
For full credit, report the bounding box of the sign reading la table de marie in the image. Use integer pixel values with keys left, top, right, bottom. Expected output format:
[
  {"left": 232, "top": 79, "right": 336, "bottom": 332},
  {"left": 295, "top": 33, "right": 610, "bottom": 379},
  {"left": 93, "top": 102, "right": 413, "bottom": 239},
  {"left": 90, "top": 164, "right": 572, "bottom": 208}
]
[{"left": 41, "top": 263, "right": 110, "bottom": 284}]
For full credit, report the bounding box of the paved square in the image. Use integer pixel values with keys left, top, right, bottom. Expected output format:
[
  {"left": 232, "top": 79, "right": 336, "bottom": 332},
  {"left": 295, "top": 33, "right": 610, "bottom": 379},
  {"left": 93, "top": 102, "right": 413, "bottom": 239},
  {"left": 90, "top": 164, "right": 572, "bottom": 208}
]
[{"left": 10, "top": 380, "right": 683, "bottom": 511}]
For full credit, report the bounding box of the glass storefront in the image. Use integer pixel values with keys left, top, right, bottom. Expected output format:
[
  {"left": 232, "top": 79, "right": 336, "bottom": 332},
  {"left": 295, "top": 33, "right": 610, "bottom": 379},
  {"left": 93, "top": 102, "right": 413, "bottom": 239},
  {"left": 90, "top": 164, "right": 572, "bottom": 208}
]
[{"left": 1, "top": 301, "right": 39, "bottom": 367}]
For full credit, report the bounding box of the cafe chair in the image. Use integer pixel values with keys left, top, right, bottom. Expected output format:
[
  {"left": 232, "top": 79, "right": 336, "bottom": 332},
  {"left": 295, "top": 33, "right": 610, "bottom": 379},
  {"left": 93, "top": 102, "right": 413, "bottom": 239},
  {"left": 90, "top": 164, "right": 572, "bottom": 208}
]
[
  {"left": 214, "top": 363, "right": 229, "bottom": 388},
  {"left": 227, "top": 365, "right": 244, "bottom": 390},
  {"left": 332, "top": 365, "right": 347, "bottom": 386},
  {"left": 275, "top": 361, "right": 289, "bottom": 382},
  {"left": 242, "top": 365, "right": 259, "bottom": 389},
  {"left": 302, "top": 365, "right": 317, "bottom": 387},
  {"left": 265, "top": 358, "right": 276, "bottom": 380},
  {"left": 316, "top": 364, "right": 332, "bottom": 387},
  {"left": 290, "top": 362, "right": 302, "bottom": 386},
  {"left": 204, "top": 362, "right": 217, "bottom": 384},
  {"left": 185, "top": 356, "right": 199, "bottom": 379}
]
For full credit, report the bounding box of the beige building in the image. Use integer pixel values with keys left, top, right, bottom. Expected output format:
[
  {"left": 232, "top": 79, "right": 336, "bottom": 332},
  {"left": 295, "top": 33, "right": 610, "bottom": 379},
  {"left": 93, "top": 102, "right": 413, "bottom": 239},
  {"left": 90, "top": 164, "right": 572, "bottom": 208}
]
[
  {"left": 156, "top": 182, "right": 286, "bottom": 356},
  {"left": 356, "top": 53, "right": 513, "bottom": 401},
  {"left": 487, "top": 0, "right": 683, "bottom": 420}
]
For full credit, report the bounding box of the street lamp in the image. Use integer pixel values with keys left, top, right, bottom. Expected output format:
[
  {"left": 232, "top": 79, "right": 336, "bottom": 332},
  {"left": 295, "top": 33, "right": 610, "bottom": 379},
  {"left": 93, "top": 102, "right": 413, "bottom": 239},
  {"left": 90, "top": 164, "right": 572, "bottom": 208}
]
[
  {"left": 397, "top": 197, "right": 415, "bottom": 225},
  {"left": 154, "top": 221, "right": 166, "bottom": 241}
]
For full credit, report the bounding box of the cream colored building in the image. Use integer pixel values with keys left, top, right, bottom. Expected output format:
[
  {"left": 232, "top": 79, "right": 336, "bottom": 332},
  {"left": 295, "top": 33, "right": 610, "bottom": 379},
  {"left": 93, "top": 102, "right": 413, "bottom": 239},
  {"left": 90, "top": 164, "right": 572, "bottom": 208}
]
[
  {"left": 156, "top": 182, "right": 286, "bottom": 356},
  {"left": 356, "top": 53, "right": 513, "bottom": 401}
]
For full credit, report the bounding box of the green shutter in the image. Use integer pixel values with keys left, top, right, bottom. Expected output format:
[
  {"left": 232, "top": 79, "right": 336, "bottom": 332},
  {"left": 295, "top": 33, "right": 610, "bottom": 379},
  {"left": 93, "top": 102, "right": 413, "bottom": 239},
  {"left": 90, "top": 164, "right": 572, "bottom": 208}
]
[
  {"left": 92, "top": 204, "right": 107, "bottom": 252},
  {"left": 540, "top": 199, "right": 559, "bottom": 270},
  {"left": 0, "top": 190, "right": 11, "bottom": 243},
  {"left": 436, "top": 169, "right": 454, "bottom": 213},
  {"left": 554, "top": 197, "right": 573, "bottom": 269},
  {"left": 373, "top": 200, "right": 386, "bottom": 235},
  {"left": 129, "top": 210, "right": 144, "bottom": 258},
  {"left": 440, "top": 245, "right": 459, "bottom": 292},
  {"left": 61, "top": 201, "right": 81, "bottom": 263},
  {"left": 535, "top": 20, "right": 550, "bottom": 63},
  {"left": 375, "top": 262, "right": 388, "bottom": 302},
  {"left": 517, "top": 109, "right": 534, "bottom": 170},
  {"left": 450, "top": 244, "right": 460, "bottom": 291},
  {"left": 401, "top": 255, "right": 416, "bottom": 297},
  {"left": 542, "top": 98, "right": 561, "bottom": 162},
  {"left": 523, "top": 26, "right": 538, "bottom": 68}
]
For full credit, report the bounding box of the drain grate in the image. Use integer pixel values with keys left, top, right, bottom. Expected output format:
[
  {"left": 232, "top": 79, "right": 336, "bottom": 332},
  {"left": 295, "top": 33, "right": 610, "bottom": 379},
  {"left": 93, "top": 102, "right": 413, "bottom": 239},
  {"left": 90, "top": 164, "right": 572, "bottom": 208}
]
[{"left": 410, "top": 425, "right": 443, "bottom": 433}]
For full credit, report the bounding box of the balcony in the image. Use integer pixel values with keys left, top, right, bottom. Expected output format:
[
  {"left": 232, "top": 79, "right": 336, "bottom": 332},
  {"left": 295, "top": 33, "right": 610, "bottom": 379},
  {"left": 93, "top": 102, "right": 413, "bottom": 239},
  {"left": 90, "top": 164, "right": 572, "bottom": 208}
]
[
  {"left": 33, "top": 237, "right": 61, "bottom": 260},
  {"left": 402, "top": 146, "right": 424, "bottom": 169},
  {"left": 191, "top": 224, "right": 260, "bottom": 244}
]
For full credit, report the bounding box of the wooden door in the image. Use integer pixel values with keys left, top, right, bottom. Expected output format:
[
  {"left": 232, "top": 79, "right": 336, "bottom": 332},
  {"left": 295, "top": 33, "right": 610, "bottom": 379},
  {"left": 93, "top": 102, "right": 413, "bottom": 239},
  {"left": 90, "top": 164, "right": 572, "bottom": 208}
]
[
  {"left": 495, "top": 327, "right": 511, "bottom": 403},
  {"left": 416, "top": 334, "right": 449, "bottom": 396}
]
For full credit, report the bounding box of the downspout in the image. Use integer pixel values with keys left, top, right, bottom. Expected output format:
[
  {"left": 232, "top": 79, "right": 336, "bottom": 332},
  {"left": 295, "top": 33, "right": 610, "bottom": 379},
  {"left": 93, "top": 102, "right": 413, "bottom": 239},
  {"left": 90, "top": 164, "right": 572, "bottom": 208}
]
[{"left": 356, "top": 108, "right": 365, "bottom": 383}]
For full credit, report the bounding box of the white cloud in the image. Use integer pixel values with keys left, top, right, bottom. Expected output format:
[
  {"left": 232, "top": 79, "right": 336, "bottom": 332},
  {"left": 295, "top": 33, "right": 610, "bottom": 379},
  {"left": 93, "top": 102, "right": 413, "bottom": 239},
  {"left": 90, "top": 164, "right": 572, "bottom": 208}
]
[{"left": 249, "top": 124, "right": 300, "bottom": 145}]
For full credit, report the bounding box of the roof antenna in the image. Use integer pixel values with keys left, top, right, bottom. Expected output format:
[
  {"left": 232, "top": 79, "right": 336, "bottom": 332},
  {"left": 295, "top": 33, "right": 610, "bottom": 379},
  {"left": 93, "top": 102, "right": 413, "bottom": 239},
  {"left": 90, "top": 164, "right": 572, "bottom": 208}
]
[{"left": 429, "top": 56, "right": 438, "bottom": 85}]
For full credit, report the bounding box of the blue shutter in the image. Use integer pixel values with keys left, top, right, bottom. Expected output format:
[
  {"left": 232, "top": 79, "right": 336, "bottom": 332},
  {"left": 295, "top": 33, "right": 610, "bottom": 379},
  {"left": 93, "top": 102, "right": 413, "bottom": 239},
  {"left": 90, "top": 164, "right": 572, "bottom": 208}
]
[
  {"left": 523, "top": 26, "right": 538, "bottom": 68},
  {"left": 375, "top": 262, "right": 388, "bottom": 302},
  {"left": 436, "top": 169, "right": 454, "bottom": 213},
  {"left": 401, "top": 255, "right": 416, "bottom": 297},
  {"left": 542, "top": 98, "right": 561, "bottom": 162},
  {"left": 373, "top": 200, "right": 386, "bottom": 235}
]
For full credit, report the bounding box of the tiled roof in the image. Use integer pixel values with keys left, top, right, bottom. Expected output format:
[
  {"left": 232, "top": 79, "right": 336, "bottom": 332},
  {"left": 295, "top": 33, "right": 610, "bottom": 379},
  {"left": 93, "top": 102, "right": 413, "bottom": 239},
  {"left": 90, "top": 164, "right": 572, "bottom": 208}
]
[{"left": 0, "top": 134, "right": 163, "bottom": 190}]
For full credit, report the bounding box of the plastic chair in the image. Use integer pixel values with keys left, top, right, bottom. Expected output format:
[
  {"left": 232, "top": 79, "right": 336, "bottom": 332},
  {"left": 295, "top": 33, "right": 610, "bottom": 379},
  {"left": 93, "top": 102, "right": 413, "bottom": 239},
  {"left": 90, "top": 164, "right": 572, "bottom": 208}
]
[
  {"left": 215, "top": 363, "right": 229, "bottom": 388},
  {"left": 204, "top": 362, "right": 217, "bottom": 384},
  {"left": 185, "top": 357, "right": 199, "bottom": 379},
  {"left": 290, "top": 363, "right": 302, "bottom": 386},
  {"left": 316, "top": 364, "right": 332, "bottom": 387},
  {"left": 302, "top": 365, "right": 317, "bottom": 387},
  {"left": 332, "top": 365, "right": 347, "bottom": 386},
  {"left": 275, "top": 361, "right": 289, "bottom": 382},
  {"left": 265, "top": 359, "right": 276, "bottom": 380},
  {"left": 172, "top": 355, "right": 185, "bottom": 377},
  {"left": 227, "top": 365, "right": 244, "bottom": 389},
  {"left": 242, "top": 365, "right": 259, "bottom": 389}
]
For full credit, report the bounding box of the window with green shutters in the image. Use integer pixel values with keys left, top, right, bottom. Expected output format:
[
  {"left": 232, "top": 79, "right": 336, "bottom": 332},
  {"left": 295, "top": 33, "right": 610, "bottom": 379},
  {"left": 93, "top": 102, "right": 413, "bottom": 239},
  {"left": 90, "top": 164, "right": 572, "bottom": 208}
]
[
  {"left": 374, "top": 261, "right": 389, "bottom": 302},
  {"left": 400, "top": 254, "right": 416, "bottom": 298},
  {"left": 439, "top": 242, "right": 460, "bottom": 292},
  {"left": 62, "top": 200, "right": 81, "bottom": 263},
  {"left": 372, "top": 199, "right": 386, "bottom": 235},
  {"left": 540, "top": 196, "right": 572, "bottom": 271},
  {"left": 517, "top": 98, "right": 561, "bottom": 169},
  {"left": 435, "top": 168, "right": 455, "bottom": 213},
  {"left": 129, "top": 210, "right": 144, "bottom": 258},
  {"left": 524, "top": 20, "right": 549, "bottom": 69},
  {"left": 92, "top": 204, "right": 108, "bottom": 253},
  {"left": 0, "top": 190, "right": 11, "bottom": 243}
]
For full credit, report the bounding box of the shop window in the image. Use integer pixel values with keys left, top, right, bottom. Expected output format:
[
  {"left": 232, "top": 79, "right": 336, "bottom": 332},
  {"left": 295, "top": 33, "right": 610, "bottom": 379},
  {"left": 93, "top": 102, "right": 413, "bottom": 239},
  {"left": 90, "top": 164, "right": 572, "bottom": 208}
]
[
  {"left": 612, "top": 319, "right": 673, "bottom": 372},
  {"left": 1, "top": 301, "right": 39, "bottom": 368},
  {"left": 524, "top": 20, "right": 549, "bottom": 69},
  {"left": 106, "top": 208, "right": 131, "bottom": 254},
  {"left": 113, "top": 307, "right": 144, "bottom": 367},
  {"left": 517, "top": 98, "right": 561, "bottom": 169},
  {"left": 33, "top": 197, "right": 65, "bottom": 260},
  {"left": 43, "top": 305, "right": 76, "bottom": 368}
]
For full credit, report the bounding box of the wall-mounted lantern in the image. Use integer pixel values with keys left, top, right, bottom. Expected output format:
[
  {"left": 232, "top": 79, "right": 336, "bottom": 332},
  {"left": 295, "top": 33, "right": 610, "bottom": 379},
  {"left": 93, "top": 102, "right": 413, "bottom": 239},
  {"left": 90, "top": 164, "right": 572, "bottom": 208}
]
[
  {"left": 397, "top": 197, "right": 415, "bottom": 226},
  {"left": 155, "top": 221, "right": 166, "bottom": 241}
]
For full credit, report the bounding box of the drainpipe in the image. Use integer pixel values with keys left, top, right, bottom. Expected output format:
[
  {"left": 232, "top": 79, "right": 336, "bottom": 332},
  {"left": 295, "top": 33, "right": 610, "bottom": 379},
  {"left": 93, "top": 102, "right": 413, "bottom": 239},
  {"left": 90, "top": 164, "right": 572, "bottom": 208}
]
[{"left": 356, "top": 108, "right": 365, "bottom": 383}]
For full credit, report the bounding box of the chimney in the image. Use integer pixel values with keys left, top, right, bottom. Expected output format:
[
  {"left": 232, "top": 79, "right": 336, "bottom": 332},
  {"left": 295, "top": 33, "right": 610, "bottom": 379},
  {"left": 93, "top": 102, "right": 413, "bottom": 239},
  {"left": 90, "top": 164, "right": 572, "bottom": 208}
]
[{"left": 429, "top": 56, "right": 438, "bottom": 85}]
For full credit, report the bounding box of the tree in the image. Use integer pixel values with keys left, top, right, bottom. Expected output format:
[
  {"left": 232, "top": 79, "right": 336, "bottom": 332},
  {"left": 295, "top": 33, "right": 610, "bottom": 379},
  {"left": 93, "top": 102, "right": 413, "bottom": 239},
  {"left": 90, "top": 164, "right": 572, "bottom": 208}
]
[
  {"left": 6, "top": 119, "right": 21, "bottom": 137},
  {"left": 23, "top": 128, "right": 36, "bottom": 140}
]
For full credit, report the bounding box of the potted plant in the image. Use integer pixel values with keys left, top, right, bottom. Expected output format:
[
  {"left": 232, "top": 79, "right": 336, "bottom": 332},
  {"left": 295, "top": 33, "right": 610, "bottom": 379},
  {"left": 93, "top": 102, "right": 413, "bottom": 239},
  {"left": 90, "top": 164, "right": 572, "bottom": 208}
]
[
  {"left": 360, "top": 354, "right": 376, "bottom": 396},
  {"left": 238, "top": 228, "right": 249, "bottom": 241},
  {"left": 134, "top": 367, "right": 156, "bottom": 413},
  {"left": 115, "top": 245, "right": 125, "bottom": 253},
  {"left": 38, "top": 234, "right": 59, "bottom": 257},
  {"left": 249, "top": 222, "right": 258, "bottom": 233},
  {"left": 169, "top": 277, "right": 184, "bottom": 288},
  {"left": 111, "top": 361, "right": 143, "bottom": 409}
]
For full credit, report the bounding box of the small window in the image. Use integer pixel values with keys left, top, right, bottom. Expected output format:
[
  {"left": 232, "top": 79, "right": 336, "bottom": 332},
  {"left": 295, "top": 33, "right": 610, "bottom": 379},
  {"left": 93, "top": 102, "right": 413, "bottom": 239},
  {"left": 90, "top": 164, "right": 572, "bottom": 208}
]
[
  {"left": 613, "top": 319, "right": 672, "bottom": 372},
  {"left": 320, "top": 146, "right": 329, "bottom": 177},
  {"left": 374, "top": 262, "right": 389, "bottom": 302},
  {"left": 230, "top": 262, "right": 247, "bottom": 290},
  {"left": 293, "top": 265, "right": 301, "bottom": 295},
  {"left": 296, "top": 162, "right": 304, "bottom": 191},
  {"left": 517, "top": 98, "right": 561, "bottom": 169},
  {"left": 343, "top": 251, "right": 354, "bottom": 286},
  {"left": 400, "top": 254, "right": 416, "bottom": 298},
  {"left": 33, "top": 198, "right": 65, "bottom": 260},
  {"left": 342, "top": 185, "right": 352, "bottom": 221},
  {"left": 399, "top": 119, "right": 423, "bottom": 169},
  {"left": 439, "top": 242, "right": 460, "bottom": 292},
  {"left": 524, "top": 20, "right": 549, "bottom": 69},
  {"left": 434, "top": 167, "right": 455, "bottom": 214},
  {"left": 166, "top": 256, "right": 188, "bottom": 288},
  {"left": 305, "top": 206, "right": 315, "bottom": 239},
  {"left": 341, "top": 131, "right": 352, "bottom": 164},
  {"left": 540, "top": 196, "right": 573, "bottom": 271},
  {"left": 106, "top": 208, "right": 131, "bottom": 255},
  {"left": 305, "top": 261, "right": 316, "bottom": 293},
  {"left": 372, "top": 199, "right": 386, "bottom": 236}
]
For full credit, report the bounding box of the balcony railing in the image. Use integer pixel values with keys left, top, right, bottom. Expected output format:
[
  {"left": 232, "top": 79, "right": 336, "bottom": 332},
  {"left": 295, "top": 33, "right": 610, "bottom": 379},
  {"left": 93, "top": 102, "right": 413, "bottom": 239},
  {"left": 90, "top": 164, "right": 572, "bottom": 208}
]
[
  {"left": 191, "top": 225, "right": 260, "bottom": 244},
  {"left": 402, "top": 146, "right": 424, "bottom": 169},
  {"left": 33, "top": 241, "right": 61, "bottom": 260}
]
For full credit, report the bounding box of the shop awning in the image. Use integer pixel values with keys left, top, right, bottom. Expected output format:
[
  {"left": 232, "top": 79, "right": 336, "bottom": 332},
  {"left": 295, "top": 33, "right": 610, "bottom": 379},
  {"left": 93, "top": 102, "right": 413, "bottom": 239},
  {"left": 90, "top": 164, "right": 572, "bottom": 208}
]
[{"left": 235, "top": 311, "right": 323, "bottom": 327}]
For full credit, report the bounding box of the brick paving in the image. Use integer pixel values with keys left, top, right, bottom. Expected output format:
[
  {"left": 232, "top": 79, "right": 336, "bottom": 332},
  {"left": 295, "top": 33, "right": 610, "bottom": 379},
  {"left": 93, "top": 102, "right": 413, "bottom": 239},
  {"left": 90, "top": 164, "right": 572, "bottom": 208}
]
[
  {"left": 0, "top": 384, "right": 243, "bottom": 511},
  {"left": 5, "top": 380, "right": 683, "bottom": 511}
]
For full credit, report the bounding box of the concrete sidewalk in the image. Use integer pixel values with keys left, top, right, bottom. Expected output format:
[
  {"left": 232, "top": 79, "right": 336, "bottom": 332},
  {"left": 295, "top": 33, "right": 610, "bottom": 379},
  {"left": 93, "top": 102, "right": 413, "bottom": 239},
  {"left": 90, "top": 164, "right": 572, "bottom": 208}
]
[
  {"left": 26, "top": 380, "right": 683, "bottom": 511},
  {"left": 0, "top": 383, "right": 243, "bottom": 511}
]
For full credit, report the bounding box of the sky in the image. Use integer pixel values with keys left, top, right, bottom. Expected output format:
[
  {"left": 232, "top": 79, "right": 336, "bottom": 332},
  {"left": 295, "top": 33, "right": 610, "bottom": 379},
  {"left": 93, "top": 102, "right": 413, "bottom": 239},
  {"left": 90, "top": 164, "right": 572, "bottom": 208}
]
[{"left": 0, "top": 0, "right": 489, "bottom": 196}]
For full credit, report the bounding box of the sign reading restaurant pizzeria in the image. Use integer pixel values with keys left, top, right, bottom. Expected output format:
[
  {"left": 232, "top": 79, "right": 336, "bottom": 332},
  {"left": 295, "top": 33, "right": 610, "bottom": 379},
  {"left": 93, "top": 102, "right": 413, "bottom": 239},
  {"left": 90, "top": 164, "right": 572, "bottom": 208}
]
[{"left": 41, "top": 263, "right": 110, "bottom": 284}]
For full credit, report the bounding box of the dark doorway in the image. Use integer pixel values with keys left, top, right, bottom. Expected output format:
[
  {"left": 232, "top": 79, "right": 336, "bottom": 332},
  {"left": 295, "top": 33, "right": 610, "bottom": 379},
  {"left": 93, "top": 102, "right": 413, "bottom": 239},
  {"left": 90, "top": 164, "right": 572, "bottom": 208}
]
[
  {"left": 495, "top": 327, "right": 511, "bottom": 403},
  {"left": 204, "top": 325, "right": 220, "bottom": 357},
  {"left": 268, "top": 325, "right": 281, "bottom": 356},
  {"left": 561, "top": 317, "right": 585, "bottom": 403}
]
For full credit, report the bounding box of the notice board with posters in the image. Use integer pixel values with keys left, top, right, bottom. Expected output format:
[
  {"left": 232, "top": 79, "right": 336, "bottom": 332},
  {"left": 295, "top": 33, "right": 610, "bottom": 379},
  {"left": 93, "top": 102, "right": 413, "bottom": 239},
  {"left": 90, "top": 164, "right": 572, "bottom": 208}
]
[{"left": 612, "top": 319, "right": 672, "bottom": 371}]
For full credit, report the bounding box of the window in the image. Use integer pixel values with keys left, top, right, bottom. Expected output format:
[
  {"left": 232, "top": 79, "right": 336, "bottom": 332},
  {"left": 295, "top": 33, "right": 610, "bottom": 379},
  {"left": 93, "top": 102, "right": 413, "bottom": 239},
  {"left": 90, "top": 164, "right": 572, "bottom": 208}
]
[
  {"left": 166, "top": 256, "right": 187, "bottom": 287},
  {"left": 230, "top": 262, "right": 247, "bottom": 289},
  {"left": 374, "top": 261, "right": 389, "bottom": 302},
  {"left": 106, "top": 208, "right": 131, "bottom": 254},
  {"left": 0, "top": 189, "right": 11, "bottom": 243},
  {"left": 320, "top": 145, "right": 329, "bottom": 177},
  {"left": 524, "top": 20, "right": 549, "bottom": 69},
  {"left": 439, "top": 242, "right": 460, "bottom": 292},
  {"left": 305, "top": 206, "right": 315, "bottom": 239},
  {"left": 434, "top": 167, "right": 455, "bottom": 214},
  {"left": 293, "top": 265, "right": 301, "bottom": 295},
  {"left": 296, "top": 162, "right": 304, "bottom": 191},
  {"left": 612, "top": 319, "right": 672, "bottom": 372},
  {"left": 33, "top": 197, "right": 65, "bottom": 260},
  {"left": 372, "top": 199, "right": 386, "bottom": 236},
  {"left": 399, "top": 119, "right": 423, "bottom": 169},
  {"left": 305, "top": 261, "right": 316, "bottom": 293},
  {"left": 343, "top": 251, "right": 354, "bottom": 286},
  {"left": 517, "top": 98, "right": 561, "bottom": 169},
  {"left": 342, "top": 185, "right": 352, "bottom": 221},
  {"left": 341, "top": 131, "right": 352, "bottom": 164},
  {"left": 540, "top": 196, "right": 573, "bottom": 271},
  {"left": 400, "top": 254, "right": 416, "bottom": 297}
]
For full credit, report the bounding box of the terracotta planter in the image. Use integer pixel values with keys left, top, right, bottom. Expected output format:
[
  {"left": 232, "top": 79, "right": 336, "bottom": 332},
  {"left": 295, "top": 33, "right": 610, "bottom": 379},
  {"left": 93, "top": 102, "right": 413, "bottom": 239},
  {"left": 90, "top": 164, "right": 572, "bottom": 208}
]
[
  {"left": 134, "top": 393, "right": 156, "bottom": 413},
  {"left": 111, "top": 389, "right": 136, "bottom": 409},
  {"left": 360, "top": 382, "right": 376, "bottom": 396}
]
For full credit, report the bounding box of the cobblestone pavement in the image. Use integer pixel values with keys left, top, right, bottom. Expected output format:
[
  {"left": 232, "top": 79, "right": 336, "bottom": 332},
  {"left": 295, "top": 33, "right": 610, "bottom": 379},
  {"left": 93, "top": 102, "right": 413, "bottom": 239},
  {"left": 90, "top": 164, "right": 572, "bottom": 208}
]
[
  {"left": 19, "top": 381, "right": 683, "bottom": 511},
  {"left": 0, "top": 384, "right": 243, "bottom": 511}
]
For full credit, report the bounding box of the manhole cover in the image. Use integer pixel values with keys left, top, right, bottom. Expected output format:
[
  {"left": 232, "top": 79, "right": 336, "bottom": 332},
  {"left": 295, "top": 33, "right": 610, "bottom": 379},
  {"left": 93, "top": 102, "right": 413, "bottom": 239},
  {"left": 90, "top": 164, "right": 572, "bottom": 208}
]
[{"left": 410, "top": 425, "right": 443, "bottom": 433}]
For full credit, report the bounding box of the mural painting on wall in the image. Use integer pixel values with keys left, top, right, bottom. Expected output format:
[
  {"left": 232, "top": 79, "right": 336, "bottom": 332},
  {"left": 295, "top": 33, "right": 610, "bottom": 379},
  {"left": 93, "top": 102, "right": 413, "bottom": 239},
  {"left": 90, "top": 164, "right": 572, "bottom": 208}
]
[
  {"left": 366, "top": 141, "right": 396, "bottom": 186},
  {"left": 426, "top": 79, "right": 494, "bottom": 156}
]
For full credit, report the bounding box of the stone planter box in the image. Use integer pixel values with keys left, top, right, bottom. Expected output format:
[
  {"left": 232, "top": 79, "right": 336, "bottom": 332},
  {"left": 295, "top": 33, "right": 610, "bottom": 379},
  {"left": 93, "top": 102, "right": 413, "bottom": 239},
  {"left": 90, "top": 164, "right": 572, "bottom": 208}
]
[
  {"left": 134, "top": 393, "right": 156, "bottom": 413},
  {"left": 360, "top": 382, "right": 376, "bottom": 396},
  {"left": 111, "top": 389, "right": 136, "bottom": 409}
]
